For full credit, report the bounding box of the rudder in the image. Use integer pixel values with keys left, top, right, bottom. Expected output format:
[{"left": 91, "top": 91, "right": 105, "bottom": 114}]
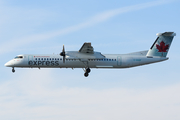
[{"left": 146, "top": 32, "right": 176, "bottom": 57}]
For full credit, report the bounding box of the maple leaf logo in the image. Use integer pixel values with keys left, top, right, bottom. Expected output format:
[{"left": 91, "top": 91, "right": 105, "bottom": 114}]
[{"left": 156, "top": 41, "right": 169, "bottom": 52}]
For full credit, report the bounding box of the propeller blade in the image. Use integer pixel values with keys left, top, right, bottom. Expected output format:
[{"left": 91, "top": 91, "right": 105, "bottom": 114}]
[
  {"left": 62, "top": 45, "right": 65, "bottom": 52},
  {"left": 63, "top": 56, "right": 65, "bottom": 63},
  {"left": 60, "top": 45, "right": 66, "bottom": 63}
]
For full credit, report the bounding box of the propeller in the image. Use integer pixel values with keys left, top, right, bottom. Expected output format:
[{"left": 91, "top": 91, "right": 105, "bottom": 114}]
[{"left": 60, "top": 45, "right": 66, "bottom": 63}]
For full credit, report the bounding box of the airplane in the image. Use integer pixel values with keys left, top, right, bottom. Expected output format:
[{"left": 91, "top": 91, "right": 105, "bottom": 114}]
[{"left": 5, "top": 32, "right": 176, "bottom": 77}]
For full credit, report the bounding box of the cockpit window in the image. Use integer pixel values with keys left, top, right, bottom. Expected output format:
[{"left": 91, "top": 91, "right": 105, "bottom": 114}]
[{"left": 14, "top": 56, "right": 23, "bottom": 59}]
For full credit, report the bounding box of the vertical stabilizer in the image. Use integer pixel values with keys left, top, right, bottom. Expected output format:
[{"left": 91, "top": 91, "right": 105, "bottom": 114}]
[{"left": 146, "top": 32, "right": 176, "bottom": 57}]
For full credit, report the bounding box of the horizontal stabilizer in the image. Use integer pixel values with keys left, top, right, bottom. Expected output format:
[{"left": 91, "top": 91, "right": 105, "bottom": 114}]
[{"left": 127, "top": 50, "right": 148, "bottom": 56}]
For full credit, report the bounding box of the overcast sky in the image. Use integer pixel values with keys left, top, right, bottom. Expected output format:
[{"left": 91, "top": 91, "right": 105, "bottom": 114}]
[{"left": 1, "top": 0, "right": 180, "bottom": 120}]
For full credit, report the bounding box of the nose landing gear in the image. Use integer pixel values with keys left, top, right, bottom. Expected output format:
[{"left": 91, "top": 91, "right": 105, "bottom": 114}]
[
  {"left": 12, "top": 67, "right": 15, "bottom": 73},
  {"left": 84, "top": 67, "right": 91, "bottom": 77}
]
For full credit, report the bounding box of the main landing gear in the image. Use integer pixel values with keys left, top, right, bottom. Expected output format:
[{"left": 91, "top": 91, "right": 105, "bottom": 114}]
[
  {"left": 84, "top": 67, "right": 91, "bottom": 77},
  {"left": 12, "top": 67, "right": 15, "bottom": 73}
]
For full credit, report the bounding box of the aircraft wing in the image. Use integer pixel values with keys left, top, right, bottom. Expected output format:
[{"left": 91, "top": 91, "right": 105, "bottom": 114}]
[
  {"left": 66, "top": 42, "right": 105, "bottom": 59},
  {"left": 79, "top": 43, "right": 94, "bottom": 54}
]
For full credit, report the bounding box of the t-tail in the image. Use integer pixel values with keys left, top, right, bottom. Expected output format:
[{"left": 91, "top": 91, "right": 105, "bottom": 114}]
[{"left": 146, "top": 32, "right": 176, "bottom": 57}]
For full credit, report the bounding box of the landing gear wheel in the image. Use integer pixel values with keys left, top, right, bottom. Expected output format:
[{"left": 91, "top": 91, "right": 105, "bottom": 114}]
[
  {"left": 83, "top": 67, "right": 91, "bottom": 77},
  {"left": 12, "top": 68, "right": 15, "bottom": 73},
  {"left": 86, "top": 68, "right": 91, "bottom": 73},
  {"left": 84, "top": 72, "right": 89, "bottom": 77}
]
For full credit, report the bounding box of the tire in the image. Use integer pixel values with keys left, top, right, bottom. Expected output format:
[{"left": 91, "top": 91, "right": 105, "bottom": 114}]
[
  {"left": 86, "top": 68, "right": 91, "bottom": 73},
  {"left": 84, "top": 72, "right": 89, "bottom": 77}
]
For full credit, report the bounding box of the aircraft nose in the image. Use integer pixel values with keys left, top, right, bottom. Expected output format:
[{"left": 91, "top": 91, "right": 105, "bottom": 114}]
[
  {"left": 4, "top": 61, "right": 13, "bottom": 67},
  {"left": 4, "top": 62, "right": 10, "bottom": 67}
]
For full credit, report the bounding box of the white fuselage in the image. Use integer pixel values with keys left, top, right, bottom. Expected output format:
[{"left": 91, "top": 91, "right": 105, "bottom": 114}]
[
  {"left": 5, "top": 52, "right": 168, "bottom": 69},
  {"left": 4, "top": 32, "right": 175, "bottom": 77}
]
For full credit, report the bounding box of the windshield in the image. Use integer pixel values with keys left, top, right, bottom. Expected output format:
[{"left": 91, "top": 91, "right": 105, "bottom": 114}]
[{"left": 14, "top": 56, "right": 23, "bottom": 59}]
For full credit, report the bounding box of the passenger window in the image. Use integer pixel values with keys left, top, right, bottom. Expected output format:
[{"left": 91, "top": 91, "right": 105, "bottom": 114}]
[
  {"left": 35, "top": 58, "right": 37, "bottom": 60},
  {"left": 41, "top": 58, "right": 43, "bottom": 60},
  {"left": 55, "top": 58, "right": 56, "bottom": 60},
  {"left": 38, "top": 58, "right": 40, "bottom": 60},
  {"left": 52, "top": 58, "right": 54, "bottom": 60},
  {"left": 57, "top": 58, "right": 59, "bottom": 60},
  {"left": 44, "top": 58, "right": 46, "bottom": 60},
  {"left": 50, "top": 58, "right": 51, "bottom": 60},
  {"left": 47, "top": 58, "right": 49, "bottom": 60}
]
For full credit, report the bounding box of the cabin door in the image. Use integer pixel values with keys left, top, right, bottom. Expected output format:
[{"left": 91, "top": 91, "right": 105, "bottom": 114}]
[{"left": 117, "top": 56, "right": 122, "bottom": 66}]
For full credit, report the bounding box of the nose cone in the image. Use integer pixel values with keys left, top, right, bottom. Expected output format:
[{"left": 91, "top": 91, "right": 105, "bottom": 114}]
[{"left": 4, "top": 60, "right": 13, "bottom": 67}]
